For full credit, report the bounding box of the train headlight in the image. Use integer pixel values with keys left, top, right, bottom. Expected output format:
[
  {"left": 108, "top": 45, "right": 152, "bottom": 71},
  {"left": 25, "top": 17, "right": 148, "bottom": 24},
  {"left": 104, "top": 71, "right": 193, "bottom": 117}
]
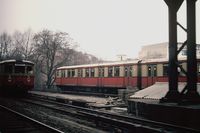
[
  {"left": 27, "top": 76, "right": 30, "bottom": 82},
  {"left": 8, "top": 75, "right": 12, "bottom": 82}
]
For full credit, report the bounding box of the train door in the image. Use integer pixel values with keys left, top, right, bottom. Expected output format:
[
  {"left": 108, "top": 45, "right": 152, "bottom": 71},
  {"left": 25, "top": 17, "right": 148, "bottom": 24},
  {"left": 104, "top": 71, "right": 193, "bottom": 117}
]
[
  {"left": 98, "top": 67, "right": 104, "bottom": 89},
  {"left": 147, "top": 64, "right": 157, "bottom": 86},
  {"left": 77, "top": 69, "right": 82, "bottom": 86},
  {"left": 137, "top": 61, "right": 142, "bottom": 89},
  {"left": 124, "top": 66, "right": 132, "bottom": 87}
]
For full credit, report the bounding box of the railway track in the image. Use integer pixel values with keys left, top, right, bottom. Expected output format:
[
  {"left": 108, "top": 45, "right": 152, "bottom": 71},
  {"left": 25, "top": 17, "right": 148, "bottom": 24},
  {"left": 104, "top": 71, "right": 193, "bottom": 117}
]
[
  {"left": 0, "top": 104, "right": 64, "bottom": 133},
  {"left": 21, "top": 96, "right": 200, "bottom": 133}
]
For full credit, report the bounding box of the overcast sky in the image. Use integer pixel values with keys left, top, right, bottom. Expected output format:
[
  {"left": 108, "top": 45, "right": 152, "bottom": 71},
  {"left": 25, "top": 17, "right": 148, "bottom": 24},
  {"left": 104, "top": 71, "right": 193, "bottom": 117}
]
[{"left": 0, "top": 0, "right": 199, "bottom": 60}]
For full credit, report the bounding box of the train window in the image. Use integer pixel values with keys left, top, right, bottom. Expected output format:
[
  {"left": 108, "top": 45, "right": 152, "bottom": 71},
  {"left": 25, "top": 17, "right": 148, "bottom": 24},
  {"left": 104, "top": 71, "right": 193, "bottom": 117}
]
[
  {"left": 177, "top": 64, "right": 184, "bottom": 76},
  {"left": 56, "top": 71, "right": 60, "bottom": 77},
  {"left": 99, "top": 67, "right": 104, "bottom": 77},
  {"left": 85, "top": 68, "right": 89, "bottom": 77},
  {"left": 27, "top": 66, "right": 33, "bottom": 74},
  {"left": 5, "top": 64, "right": 13, "bottom": 74},
  {"left": 114, "top": 66, "right": 120, "bottom": 77},
  {"left": 130, "top": 67, "right": 133, "bottom": 77},
  {"left": 78, "top": 69, "right": 82, "bottom": 77},
  {"left": 198, "top": 64, "right": 200, "bottom": 75},
  {"left": 71, "top": 69, "right": 75, "bottom": 77},
  {"left": 15, "top": 66, "right": 25, "bottom": 74},
  {"left": 67, "top": 70, "right": 71, "bottom": 77},
  {"left": 108, "top": 67, "right": 113, "bottom": 77},
  {"left": 0, "top": 65, "right": 5, "bottom": 73},
  {"left": 125, "top": 66, "right": 133, "bottom": 77},
  {"left": 148, "top": 65, "right": 157, "bottom": 77},
  {"left": 148, "top": 66, "right": 151, "bottom": 76},
  {"left": 91, "top": 68, "right": 95, "bottom": 77},
  {"left": 163, "top": 64, "right": 168, "bottom": 76},
  {"left": 153, "top": 65, "right": 157, "bottom": 76},
  {"left": 125, "top": 66, "right": 128, "bottom": 77},
  {"left": 61, "top": 70, "right": 65, "bottom": 77},
  {"left": 0, "top": 66, "right": 1, "bottom": 73}
]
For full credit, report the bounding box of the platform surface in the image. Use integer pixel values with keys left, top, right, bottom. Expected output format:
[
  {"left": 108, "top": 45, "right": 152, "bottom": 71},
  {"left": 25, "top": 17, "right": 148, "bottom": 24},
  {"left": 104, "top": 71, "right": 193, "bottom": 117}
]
[
  {"left": 29, "top": 91, "right": 112, "bottom": 106},
  {"left": 128, "top": 82, "right": 200, "bottom": 130},
  {"left": 130, "top": 82, "right": 200, "bottom": 100}
]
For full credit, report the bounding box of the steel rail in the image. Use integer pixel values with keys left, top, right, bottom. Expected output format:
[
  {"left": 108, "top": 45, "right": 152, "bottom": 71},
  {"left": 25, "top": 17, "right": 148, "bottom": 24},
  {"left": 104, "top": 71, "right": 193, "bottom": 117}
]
[
  {"left": 0, "top": 104, "right": 64, "bottom": 133},
  {"left": 22, "top": 96, "right": 200, "bottom": 133}
]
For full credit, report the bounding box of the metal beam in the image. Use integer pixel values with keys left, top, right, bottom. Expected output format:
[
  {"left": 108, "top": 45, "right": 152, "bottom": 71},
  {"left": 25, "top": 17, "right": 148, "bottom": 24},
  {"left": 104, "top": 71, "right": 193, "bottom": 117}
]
[
  {"left": 177, "top": 41, "right": 187, "bottom": 55},
  {"left": 161, "top": 0, "right": 184, "bottom": 102},
  {"left": 184, "top": 0, "right": 200, "bottom": 102}
]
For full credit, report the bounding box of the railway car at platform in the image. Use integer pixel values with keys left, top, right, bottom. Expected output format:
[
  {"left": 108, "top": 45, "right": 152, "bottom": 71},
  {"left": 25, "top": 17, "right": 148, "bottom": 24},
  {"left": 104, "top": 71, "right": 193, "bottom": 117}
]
[
  {"left": 55, "top": 58, "right": 200, "bottom": 94},
  {"left": 0, "top": 60, "right": 34, "bottom": 94}
]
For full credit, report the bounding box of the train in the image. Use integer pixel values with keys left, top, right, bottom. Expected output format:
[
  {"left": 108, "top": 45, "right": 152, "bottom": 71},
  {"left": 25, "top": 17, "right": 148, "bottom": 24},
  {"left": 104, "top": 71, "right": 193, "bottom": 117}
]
[
  {"left": 55, "top": 58, "right": 200, "bottom": 95},
  {"left": 0, "top": 59, "right": 34, "bottom": 94}
]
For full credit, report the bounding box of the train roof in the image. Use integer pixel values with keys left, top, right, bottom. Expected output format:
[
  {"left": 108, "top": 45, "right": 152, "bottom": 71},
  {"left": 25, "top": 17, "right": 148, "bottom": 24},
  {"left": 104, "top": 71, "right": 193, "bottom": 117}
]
[
  {"left": 57, "top": 59, "right": 140, "bottom": 70},
  {"left": 0, "top": 59, "right": 34, "bottom": 65},
  {"left": 57, "top": 57, "right": 190, "bottom": 70}
]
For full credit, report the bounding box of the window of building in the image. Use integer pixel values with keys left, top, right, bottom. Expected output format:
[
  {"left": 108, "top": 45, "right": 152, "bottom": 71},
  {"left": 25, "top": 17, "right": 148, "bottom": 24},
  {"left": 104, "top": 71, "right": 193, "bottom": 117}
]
[
  {"left": 114, "top": 66, "right": 120, "bottom": 77},
  {"left": 108, "top": 67, "right": 113, "bottom": 77}
]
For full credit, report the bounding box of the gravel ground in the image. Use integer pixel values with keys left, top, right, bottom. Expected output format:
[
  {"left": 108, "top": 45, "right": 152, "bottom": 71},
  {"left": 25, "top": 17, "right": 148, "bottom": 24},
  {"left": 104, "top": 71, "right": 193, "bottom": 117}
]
[
  {"left": 0, "top": 97, "right": 107, "bottom": 133},
  {"left": 29, "top": 91, "right": 109, "bottom": 105}
]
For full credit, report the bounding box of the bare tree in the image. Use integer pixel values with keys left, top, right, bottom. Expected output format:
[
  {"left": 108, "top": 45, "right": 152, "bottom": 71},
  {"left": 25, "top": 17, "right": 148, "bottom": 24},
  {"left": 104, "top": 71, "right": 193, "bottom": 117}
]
[
  {"left": 0, "top": 32, "right": 12, "bottom": 60},
  {"left": 71, "top": 51, "right": 102, "bottom": 65},
  {"left": 10, "top": 29, "right": 34, "bottom": 60},
  {"left": 0, "top": 29, "right": 102, "bottom": 90},
  {"left": 33, "top": 29, "right": 74, "bottom": 89}
]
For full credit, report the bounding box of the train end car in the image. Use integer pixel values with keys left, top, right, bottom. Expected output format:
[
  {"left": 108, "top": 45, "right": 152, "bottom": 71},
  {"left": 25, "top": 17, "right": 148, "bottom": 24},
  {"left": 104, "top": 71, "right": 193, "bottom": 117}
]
[
  {"left": 55, "top": 60, "right": 140, "bottom": 95},
  {"left": 0, "top": 59, "right": 34, "bottom": 95}
]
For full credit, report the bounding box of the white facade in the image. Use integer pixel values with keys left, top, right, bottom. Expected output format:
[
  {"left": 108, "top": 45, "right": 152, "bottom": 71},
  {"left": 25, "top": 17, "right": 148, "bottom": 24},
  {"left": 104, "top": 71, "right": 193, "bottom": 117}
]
[{"left": 138, "top": 42, "right": 200, "bottom": 60}]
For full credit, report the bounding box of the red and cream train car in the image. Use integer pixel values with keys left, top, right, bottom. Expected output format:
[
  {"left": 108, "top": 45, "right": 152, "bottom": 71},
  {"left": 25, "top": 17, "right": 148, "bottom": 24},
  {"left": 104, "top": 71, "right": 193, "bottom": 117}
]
[{"left": 55, "top": 58, "right": 200, "bottom": 94}]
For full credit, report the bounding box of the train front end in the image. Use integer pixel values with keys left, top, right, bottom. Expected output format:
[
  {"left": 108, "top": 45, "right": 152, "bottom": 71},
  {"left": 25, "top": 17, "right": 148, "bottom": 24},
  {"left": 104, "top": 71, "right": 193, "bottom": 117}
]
[{"left": 0, "top": 60, "right": 34, "bottom": 94}]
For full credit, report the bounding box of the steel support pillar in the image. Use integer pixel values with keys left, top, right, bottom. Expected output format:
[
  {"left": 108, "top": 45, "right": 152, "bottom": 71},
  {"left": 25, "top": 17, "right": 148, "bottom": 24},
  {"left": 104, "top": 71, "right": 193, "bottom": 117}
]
[
  {"left": 161, "top": 0, "right": 184, "bottom": 102},
  {"left": 184, "top": 0, "right": 200, "bottom": 101}
]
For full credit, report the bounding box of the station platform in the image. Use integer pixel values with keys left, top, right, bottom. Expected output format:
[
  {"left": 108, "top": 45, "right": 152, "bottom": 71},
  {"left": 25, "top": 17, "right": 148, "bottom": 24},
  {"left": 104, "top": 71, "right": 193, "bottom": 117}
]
[
  {"left": 28, "top": 91, "right": 123, "bottom": 109},
  {"left": 128, "top": 82, "right": 200, "bottom": 130}
]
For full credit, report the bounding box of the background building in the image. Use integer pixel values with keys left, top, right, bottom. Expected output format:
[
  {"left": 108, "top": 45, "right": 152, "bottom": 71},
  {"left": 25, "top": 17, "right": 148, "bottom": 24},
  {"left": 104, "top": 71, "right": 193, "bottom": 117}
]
[{"left": 138, "top": 42, "right": 200, "bottom": 60}]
